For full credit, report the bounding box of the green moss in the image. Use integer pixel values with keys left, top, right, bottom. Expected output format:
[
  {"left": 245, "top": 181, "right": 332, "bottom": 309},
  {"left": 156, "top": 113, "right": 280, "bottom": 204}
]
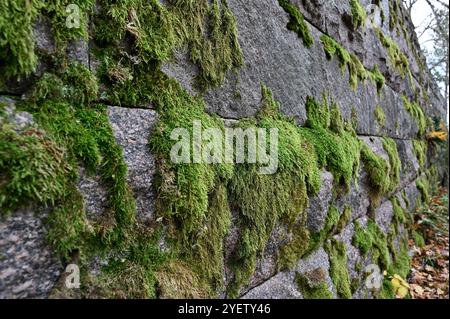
[
  {"left": 94, "top": 0, "right": 243, "bottom": 94},
  {"left": 412, "top": 230, "right": 425, "bottom": 248},
  {"left": 325, "top": 239, "right": 352, "bottom": 299},
  {"left": 391, "top": 197, "right": 407, "bottom": 229},
  {"left": 416, "top": 177, "right": 430, "bottom": 203},
  {"left": 336, "top": 206, "right": 352, "bottom": 234},
  {"left": 388, "top": 241, "right": 411, "bottom": 279},
  {"left": 360, "top": 143, "right": 391, "bottom": 202},
  {"left": 0, "top": 0, "right": 43, "bottom": 77},
  {"left": 412, "top": 139, "right": 427, "bottom": 168},
  {"left": 380, "top": 278, "right": 395, "bottom": 299},
  {"left": 228, "top": 85, "right": 321, "bottom": 297},
  {"left": 401, "top": 190, "right": 410, "bottom": 209},
  {"left": 0, "top": 122, "right": 68, "bottom": 214},
  {"left": 302, "top": 96, "right": 361, "bottom": 190},
  {"left": 307, "top": 205, "right": 340, "bottom": 254},
  {"left": 278, "top": 226, "right": 310, "bottom": 270},
  {"left": 374, "top": 106, "right": 386, "bottom": 128},
  {"left": 278, "top": 0, "right": 314, "bottom": 48},
  {"left": 352, "top": 220, "right": 391, "bottom": 270},
  {"left": 402, "top": 96, "right": 427, "bottom": 136},
  {"left": 0, "top": 1, "right": 94, "bottom": 79},
  {"left": 352, "top": 221, "right": 372, "bottom": 256},
  {"left": 350, "top": 0, "right": 367, "bottom": 29},
  {"left": 368, "top": 65, "right": 385, "bottom": 94},
  {"left": 320, "top": 35, "right": 383, "bottom": 92},
  {"left": 295, "top": 271, "right": 333, "bottom": 299},
  {"left": 375, "top": 28, "right": 411, "bottom": 80},
  {"left": 381, "top": 137, "right": 401, "bottom": 192}
]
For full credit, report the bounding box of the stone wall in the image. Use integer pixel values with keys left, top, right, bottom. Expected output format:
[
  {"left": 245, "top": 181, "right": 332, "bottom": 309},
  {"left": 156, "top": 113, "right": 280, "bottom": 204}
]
[{"left": 0, "top": 0, "right": 447, "bottom": 299}]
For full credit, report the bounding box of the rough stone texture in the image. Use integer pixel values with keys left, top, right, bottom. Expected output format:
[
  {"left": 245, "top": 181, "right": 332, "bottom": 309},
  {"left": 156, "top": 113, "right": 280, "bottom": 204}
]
[
  {"left": 242, "top": 247, "right": 335, "bottom": 299},
  {"left": 107, "top": 106, "right": 158, "bottom": 224},
  {"left": 163, "top": 0, "right": 425, "bottom": 140},
  {"left": 307, "top": 170, "right": 334, "bottom": 233},
  {"left": 0, "top": 209, "right": 62, "bottom": 299}
]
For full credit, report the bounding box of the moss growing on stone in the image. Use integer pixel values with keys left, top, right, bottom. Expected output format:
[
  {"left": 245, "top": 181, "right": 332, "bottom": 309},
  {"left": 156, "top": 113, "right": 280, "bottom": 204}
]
[
  {"left": 416, "top": 177, "right": 430, "bottom": 203},
  {"left": 381, "top": 137, "right": 401, "bottom": 192},
  {"left": 320, "top": 35, "right": 383, "bottom": 92},
  {"left": 374, "top": 106, "right": 386, "bottom": 128},
  {"left": 0, "top": 122, "right": 69, "bottom": 214},
  {"left": 295, "top": 271, "right": 333, "bottom": 299},
  {"left": 402, "top": 96, "right": 427, "bottom": 136},
  {"left": 352, "top": 221, "right": 372, "bottom": 256},
  {"left": 412, "top": 139, "right": 427, "bottom": 168},
  {"left": 325, "top": 239, "right": 352, "bottom": 299},
  {"left": 301, "top": 96, "right": 361, "bottom": 190},
  {"left": 228, "top": 85, "right": 321, "bottom": 297},
  {"left": 412, "top": 230, "right": 425, "bottom": 247},
  {"left": 0, "top": 0, "right": 43, "bottom": 77},
  {"left": 391, "top": 197, "right": 407, "bottom": 229},
  {"left": 375, "top": 28, "right": 411, "bottom": 80},
  {"left": 94, "top": 0, "right": 243, "bottom": 95},
  {"left": 278, "top": 0, "right": 314, "bottom": 48},
  {"left": 336, "top": 206, "right": 352, "bottom": 234},
  {"left": 350, "top": 0, "right": 367, "bottom": 29},
  {"left": 307, "top": 205, "right": 341, "bottom": 254},
  {"left": 368, "top": 65, "right": 386, "bottom": 94},
  {"left": 360, "top": 144, "right": 391, "bottom": 202}
]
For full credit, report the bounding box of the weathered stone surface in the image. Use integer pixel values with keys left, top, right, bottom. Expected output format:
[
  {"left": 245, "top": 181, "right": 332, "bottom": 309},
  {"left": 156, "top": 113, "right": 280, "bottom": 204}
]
[
  {"left": 0, "top": 209, "right": 62, "bottom": 298},
  {"left": 307, "top": 170, "right": 334, "bottom": 233},
  {"left": 240, "top": 271, "right": 301, "bottom": 299},
  {"left": 241, "top": 247, "right": 334, "bottom": 299},
  {"left": 161, "top": 0, "right": 424, "bottom": 139},
  {"left": 107, "top": 106, "right": 158, "bottom": 223}
]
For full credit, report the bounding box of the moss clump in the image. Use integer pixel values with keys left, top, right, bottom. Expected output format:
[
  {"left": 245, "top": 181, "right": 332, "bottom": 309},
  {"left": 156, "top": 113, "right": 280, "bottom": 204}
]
[
  {"left": 0, "top": 0, "right": 43, "bottom": 77},
  {"left": 320, "top": 35, "right": 383, "bottom": 92},
  {"left": 352, "top": 220, "right": 391, "bottom": 270},
  {"left": 278, "top": 0, "right": 314, "bottom": 48},
  {"left": 278, "top": 226, "right": 311, "bottom": 271},
  {"left": 350, "top": 0, "right": 367, "bottom": 29},
  {"left": 402, "top": 96, "right": 427, "bottom": 136},
  {"left": 91, "top": 231, "right": 169, "bottom": 299},
  {"left": 155, "top": 260, "right": 210, "bottom": 299},
  {"left": 325, "top": 239, "right": 352, "bottom": 299},
  {"left": 0, "top": 122, "right": 68, "bottom": 214},
  {"left": 301, "top": 96, "right": 361, "bottom": 190},
  {"left": 94, "top": 0, "right": 243, "bottom": 94},
  {"left": 228, "top": 85, "right": 321, "bottom": 297},
  {"left": 360, "top": 144, "right": 391, "bottom": 202},
  {"left": 416, "top": 177, "right": 430, "bottom": 203},
  {"left": 391, "top": 197, "right": 408, "bottom": 229},
  {"left": 0, "top": 1, "right": 94, "bottom": 80},
  {"left": 368, "top": 65, "right": 385, "bottom": 94},
  {"left": 374, "top": 106, "right": 386, "bottom": 128},
  {"left": 375, "top": 28, "right": 411, "bottom": 80},
  {"left": 412, "top": 230, "right": 425, "bottom": 248},
  {"left": 295, "top": 270, "right": 333, "bottom": 299},
  {"left": 352, "top": 221, "right": 372, "bottom": 255},
  {"left": 412, "top": 139, "right": 427, "bottom": 168},
  {"left": 381, "top": 137, "right": 401, "bottom": 192}
]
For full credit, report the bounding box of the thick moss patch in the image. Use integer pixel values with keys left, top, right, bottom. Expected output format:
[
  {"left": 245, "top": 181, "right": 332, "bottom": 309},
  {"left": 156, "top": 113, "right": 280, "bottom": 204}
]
[
  {"left": 325, "top": 239, "right": 352, "bottom": 299},
  {"left": 350, "top": 0, "right": 367, "bottom": 29}
]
